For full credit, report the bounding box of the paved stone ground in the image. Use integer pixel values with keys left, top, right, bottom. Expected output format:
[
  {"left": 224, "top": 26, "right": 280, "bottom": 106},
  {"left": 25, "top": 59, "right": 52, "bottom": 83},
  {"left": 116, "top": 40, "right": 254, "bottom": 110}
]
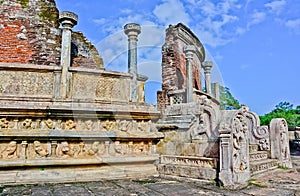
[{"left": 1, "top": 154, "right": 300, "bottom": 196}]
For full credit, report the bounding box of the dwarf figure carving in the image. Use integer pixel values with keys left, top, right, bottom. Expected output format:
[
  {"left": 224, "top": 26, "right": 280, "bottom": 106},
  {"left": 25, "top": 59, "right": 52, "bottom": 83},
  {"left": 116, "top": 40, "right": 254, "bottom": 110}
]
[
  {"left": 33, "top": 141, "right": 49, "bottom": 158},
  {"left": 87, "top": 141, "right": 100, "bottom": 156},
  {"left": 58, "top": 141, "right": 74, "bottom": 158},
  {"left": 1, "top": 141, "right": 18, "bottom": 159},
  {"left": 0, "top": 118, "right": 9, "bottom": 129}
]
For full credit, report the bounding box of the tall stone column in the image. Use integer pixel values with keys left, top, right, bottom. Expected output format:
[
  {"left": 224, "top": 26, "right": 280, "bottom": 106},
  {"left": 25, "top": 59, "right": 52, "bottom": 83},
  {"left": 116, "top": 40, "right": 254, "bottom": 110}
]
[
  {"left": 59, "top": 11, "right": 78, "bottom": 98},
  {"left": 183, "top": 45, "right": 196, "bottom": 103},
  {"left": 212, "top": 82, "right": 220, "bottom": 101},
  {"left": 203, "top": 61, "right": 213, "bottom": 95},
  {"left": 124, "top": 23, "right": 141, "bottom": 102}
]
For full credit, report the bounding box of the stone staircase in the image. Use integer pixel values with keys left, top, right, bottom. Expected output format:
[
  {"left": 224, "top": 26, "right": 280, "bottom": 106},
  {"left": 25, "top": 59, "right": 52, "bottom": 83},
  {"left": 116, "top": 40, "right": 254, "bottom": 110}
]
[{"left": 249, "top": 144, "right": 278, "bottom": 175}]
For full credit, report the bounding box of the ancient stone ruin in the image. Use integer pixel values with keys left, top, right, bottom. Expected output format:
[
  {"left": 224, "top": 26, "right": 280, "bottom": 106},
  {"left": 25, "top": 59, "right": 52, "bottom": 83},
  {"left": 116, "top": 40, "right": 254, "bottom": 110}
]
[{"left": 0, "top": 0, "right": 292, "bottom": 189}]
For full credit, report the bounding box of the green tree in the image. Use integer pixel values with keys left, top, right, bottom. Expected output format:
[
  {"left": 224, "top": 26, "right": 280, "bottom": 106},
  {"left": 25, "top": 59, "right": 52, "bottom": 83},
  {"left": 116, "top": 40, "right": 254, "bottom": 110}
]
[
  {"left": 219, "top": 86, "right": 241, "bottom": 110},
  {"left": 260, "top": 101, "right": 300, "bottom": 127}
]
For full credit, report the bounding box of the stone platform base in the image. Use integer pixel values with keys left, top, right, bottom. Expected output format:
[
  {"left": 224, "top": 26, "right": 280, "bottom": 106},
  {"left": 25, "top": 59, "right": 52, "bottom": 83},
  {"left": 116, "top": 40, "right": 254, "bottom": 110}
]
[{"left": 0, "top": 163, "right": 158, "bottom": 185}]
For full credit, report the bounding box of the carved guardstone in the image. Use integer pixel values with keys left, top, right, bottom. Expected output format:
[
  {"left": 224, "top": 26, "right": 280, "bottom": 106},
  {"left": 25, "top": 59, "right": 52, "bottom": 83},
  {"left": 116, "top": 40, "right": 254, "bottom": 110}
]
[{"left": 270, "top": 118, "right": 293, "bottom": 168}]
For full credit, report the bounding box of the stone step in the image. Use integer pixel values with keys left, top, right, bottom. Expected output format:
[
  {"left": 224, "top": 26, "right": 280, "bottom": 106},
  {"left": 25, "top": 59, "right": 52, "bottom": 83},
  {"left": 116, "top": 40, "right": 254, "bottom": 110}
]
[
  {"left": 250, "top": 159, "right": 278, "bottom": 175},
  {"left": 249, "top": 151, "right": 268, "bottom": 162},
  {"left": 249, "top": 144, "right": 259, "bottom": 153},
  {"left": 157, "top": 115, "right": 195, "bottom": 129}
]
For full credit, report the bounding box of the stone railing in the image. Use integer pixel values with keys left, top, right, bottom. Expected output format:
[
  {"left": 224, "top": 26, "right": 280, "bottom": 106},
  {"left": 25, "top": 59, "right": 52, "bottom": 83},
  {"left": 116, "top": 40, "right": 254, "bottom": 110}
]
[{"left": 0, "top": 63, "right": 135, "bottom": 103}]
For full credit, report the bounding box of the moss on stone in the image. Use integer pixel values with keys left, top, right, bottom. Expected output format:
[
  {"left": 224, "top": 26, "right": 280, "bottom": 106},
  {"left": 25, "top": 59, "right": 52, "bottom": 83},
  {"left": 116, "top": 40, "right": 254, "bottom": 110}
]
[
  {"left": 16, "top": 0, "right": 29, "bottom": 8},
  {"left": 37, "top": 1, "right": 59, "bottom": 27}
]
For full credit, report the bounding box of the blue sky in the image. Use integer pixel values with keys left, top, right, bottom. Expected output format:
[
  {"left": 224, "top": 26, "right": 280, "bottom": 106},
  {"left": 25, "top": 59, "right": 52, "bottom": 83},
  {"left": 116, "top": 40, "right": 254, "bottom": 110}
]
[{"left": 56, "top": 0, "right": 300, "bottom": 115}]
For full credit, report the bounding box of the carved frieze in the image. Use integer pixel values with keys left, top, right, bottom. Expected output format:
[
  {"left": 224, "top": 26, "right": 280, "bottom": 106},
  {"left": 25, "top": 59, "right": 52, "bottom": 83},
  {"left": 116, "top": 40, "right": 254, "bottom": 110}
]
[
  {"left": 160, "top": 155, "right": 216, "bottom": 168},
  {"left": 0, "top": 117, "right": 156, "bottom": 133},
  {"left": 0, "top": 140, "right": 156, "bottom": 161}
]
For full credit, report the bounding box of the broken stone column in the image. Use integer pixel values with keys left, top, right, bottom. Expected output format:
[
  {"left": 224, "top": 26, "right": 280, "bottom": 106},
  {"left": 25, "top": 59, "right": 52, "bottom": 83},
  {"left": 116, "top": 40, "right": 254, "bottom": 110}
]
[
  {"left": 124, "top": 23, "right": 141, "bottom": 102},
  {"left": 203, "top": 61, "right": 213, "bottom": 95},
  {"left": 59, "top": 11, "right": 78, "bottom": 98},
  {"left": 183, "top": 45, "right": 196, "bottom": 103},
  {"left": 137, "top": 74, "right": 148, "bottom": 103}
]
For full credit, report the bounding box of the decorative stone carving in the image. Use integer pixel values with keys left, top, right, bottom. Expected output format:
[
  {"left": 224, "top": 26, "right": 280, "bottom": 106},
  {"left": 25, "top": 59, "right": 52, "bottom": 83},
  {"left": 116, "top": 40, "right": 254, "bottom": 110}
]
[
  {"left": 191, "top": 112, "right": 209, "bottom": 140},
  {"left": 22, "top": 118, "right": 33, "bottom": 129},
  {"left": 85, "top": 120, "right": 94, "bottom": 131},
  {"left": 270, "top": 118, "right": 292, "bottom": 168},
  {"left": 72, "top": 74, "right": 130, "bottom": 102},
  {"left": 232, "top": 113, "right": 249, "bottom": 173},
  {"left": 33, "top": 141, "right": 49, "bottom": 158},
  {"left": 1, "top": 141, "right": 18, "bottom": 159},
  {"left": 114, "top": 141, "right": 124, "bottom": 155},
  {"left": 0, "top": 118, "right": 8, "bottom": 129},
  {"left": 0, "top": 117, "right": 158, "bottom": 133},
  {"left": 57, "top": 142, "right": 74, "bottom": 158},
  {"left": 160, "top": 155, "right": 216, "bottom": 168},
  {"left": 219, "top": 111, "right": 250, "bottom": 188},
  {"left": 87, "top": 141, "right": 100, "bottom": 156},
  {"left": 243, "top": 105, "right": 270, "bottom": 150},
  {"left": 0, "top": 71, "right": 54, "bottom": 97},
  {"left": 65, "top": 119, "right": 76, "bottom": 130}
]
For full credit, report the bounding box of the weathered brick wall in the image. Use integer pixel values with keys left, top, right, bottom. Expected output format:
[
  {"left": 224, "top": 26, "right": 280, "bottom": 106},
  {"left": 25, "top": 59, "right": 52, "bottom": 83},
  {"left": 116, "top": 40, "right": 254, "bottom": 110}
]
[
  {"left": 0, "top": 0, "right": 103, "bottom": 68},
  {"left": 0, "top": 0, "right": 61, "bottom": 65},
  {"left": 158, "top": 23, "right": 205, "bottom": 109}
]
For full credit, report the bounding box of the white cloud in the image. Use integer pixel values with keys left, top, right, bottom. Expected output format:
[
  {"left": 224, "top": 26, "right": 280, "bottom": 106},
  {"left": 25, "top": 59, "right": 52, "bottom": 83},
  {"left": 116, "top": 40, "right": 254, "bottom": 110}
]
[
  {"left": 153, "top": 0, "right": 191, "bottom": 25},
  {"left": 247, "top": 10, "right": 266, "bottom": 28},
  {"left": 93, "top": 18, "right": 106, "bottom": 25},
  {"left": 264, "top": 0, "right": 286, "bottom": 15},
  {"left": 285, "top": 18, "right": 300, "bottom": 34}
]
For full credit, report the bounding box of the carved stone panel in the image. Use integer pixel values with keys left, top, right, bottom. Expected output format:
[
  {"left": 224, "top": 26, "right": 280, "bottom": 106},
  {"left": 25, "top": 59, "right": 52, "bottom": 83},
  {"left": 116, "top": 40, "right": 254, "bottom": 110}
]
[
  {"left": 72, "top": 73, "right": 130, "bottom": 102},
  {"left": 0, "top": 71, "right": 54, "bottom": 97}
]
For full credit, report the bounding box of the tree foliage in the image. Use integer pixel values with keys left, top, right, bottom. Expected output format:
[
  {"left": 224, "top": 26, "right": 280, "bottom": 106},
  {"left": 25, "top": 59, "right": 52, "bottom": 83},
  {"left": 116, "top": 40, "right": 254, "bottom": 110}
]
[
  {"left": 260, "top": 101, "right": 300, "bottom": 127},
  {"left": 219, "top": 86, "right": 241, "bottom": 110}
]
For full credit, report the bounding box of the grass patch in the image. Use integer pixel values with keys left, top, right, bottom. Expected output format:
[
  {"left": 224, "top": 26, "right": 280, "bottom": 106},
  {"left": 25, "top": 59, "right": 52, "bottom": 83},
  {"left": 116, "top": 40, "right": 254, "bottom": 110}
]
[
  {"left": 278, "top": 165, "right": 289, "bottom": 170},
  {"left": 248, "top": 178, "right": 267, "bottom": 188}
]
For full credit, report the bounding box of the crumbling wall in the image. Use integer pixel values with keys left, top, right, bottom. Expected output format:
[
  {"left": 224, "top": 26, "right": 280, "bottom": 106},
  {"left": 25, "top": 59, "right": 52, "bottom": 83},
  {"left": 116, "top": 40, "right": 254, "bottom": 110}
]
[
  {"left": 0, "top": 0, "right": 61, "bottom": 65},
  {"left": 71, "top": 32, "right": 104, "bottom": 69},
  {"left": 158, "top": 23, "right": 205, "bottom": 110}
]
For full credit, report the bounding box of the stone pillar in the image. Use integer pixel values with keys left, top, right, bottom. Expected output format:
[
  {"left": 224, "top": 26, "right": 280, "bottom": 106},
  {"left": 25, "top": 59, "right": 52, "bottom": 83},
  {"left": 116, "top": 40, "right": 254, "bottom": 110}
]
[
  {"left": 59, "top": 11, "right": 78, "bottom": 98},
  {"left": 212, "top": 82, "right": 220, "bottom": 101},
  {"left": 203, "top": 61, "right": 213, "bottom": 95},
  {"left": 124, "top": 23, "right": 141, "bottom": 102},
  {"left": 183, "top": 45, "right": 196, "bottom": 103}
]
